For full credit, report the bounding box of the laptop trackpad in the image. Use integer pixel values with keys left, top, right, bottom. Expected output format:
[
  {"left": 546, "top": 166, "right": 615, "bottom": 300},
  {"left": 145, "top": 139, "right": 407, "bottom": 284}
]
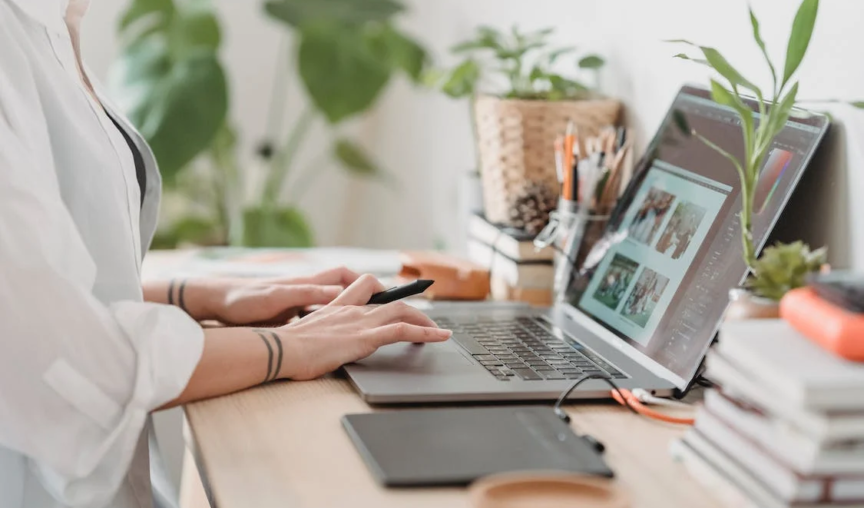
[{"left": 352, "top": 341, "right": 476, "bottom": 373}]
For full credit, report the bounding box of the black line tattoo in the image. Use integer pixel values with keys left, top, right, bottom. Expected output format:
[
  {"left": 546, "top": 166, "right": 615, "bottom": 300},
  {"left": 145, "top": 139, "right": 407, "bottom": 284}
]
[
  {"left": 256, "top": 331, "right": 274, "bottom": 383},
  {"left": 268, "top": 332, "right": 284, "bottom": 382},
  {"left": 177, "top": 279, "right": 188, "bottom": 313},
  {"left": 167, "top": 279, "right": 176, "bottom": 305}
]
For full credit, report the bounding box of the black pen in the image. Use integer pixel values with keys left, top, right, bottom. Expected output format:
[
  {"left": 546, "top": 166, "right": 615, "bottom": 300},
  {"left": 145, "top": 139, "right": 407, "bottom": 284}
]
[{"left": 367, "top": 280, "right": 435, "bottom": 305}]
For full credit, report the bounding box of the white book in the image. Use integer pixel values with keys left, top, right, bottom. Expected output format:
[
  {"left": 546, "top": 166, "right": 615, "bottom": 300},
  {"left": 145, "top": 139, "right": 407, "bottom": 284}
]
[
  {"left": 467, "top": 214, "right": 554, "bottom": 262},
  {"left": 704, "top": 390, "right": 864, "bottom": 475},
  {"left": 718, "top": 319, "right": 864, "bottom": 411},
  {"left": 707, "top": 352, "right": 864, "bottom": 443},
  {"left": 467, "top": 240, "right": 553, "bottom": 289},
  {"left": 671, "top": 437, "right": 864, "bottom": 508},
  {"left": 693, "top": 408, "right": 864, "bottom": 502}
]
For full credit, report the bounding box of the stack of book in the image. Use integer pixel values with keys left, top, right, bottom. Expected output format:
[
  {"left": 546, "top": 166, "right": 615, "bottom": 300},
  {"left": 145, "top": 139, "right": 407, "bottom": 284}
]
[
  {"left": 466, "top": 214, "right": 555, "bottom": 305},
  {"left": 673, "top": 319, "right": 864, "bottom": 508}
]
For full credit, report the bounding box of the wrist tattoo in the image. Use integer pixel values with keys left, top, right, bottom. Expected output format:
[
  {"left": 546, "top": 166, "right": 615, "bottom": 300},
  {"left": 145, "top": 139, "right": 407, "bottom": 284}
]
[
  {"left": 167, "top": 279, "right": 176, "bottom": 305},
  {"left": 255, "top": 331, "right": 274, "bottom": 383},
  {"left": 269, "top": 331, "right": 284, "bottom": 381},
  {"left": 177, "top": 279, "right": 189, "bottom": 313},
  {"left": 254, "top": 330, "right": 284, "bottom": 383}
]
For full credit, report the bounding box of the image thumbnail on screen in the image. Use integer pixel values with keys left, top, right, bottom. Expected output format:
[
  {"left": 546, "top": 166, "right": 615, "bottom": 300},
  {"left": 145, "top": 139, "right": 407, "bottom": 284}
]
[
  {"left": 592, "top": 253, "right": 640, "bottom": 310},
  {"left": 628, "top": 187, "right": 676, "bottom": 245},
  {"left": 621, "top": 268, "right": 671, "bottom": 328},
  {"left": 655, "top": 201, "right": 707, "bottom": 260}
]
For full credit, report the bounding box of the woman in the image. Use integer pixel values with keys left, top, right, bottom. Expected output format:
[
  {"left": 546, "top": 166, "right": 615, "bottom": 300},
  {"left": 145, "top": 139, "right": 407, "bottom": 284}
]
[{"left": 0, "top": 1, "right": 451, "bottom": 507}]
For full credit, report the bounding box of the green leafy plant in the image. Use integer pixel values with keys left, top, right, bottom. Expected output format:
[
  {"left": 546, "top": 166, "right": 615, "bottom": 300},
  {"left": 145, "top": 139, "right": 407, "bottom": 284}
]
[
  {"left": 239, "top": 0, "right": 428, "bottom": 246},
  {"left": 111, "top": 0, "right": 240, "bottom": 247},
  {"left": 669, "top": 0, "right": 862, "bottom": 282},
  {"left": 110, "top": 0, "right": 229, "bottom": 182},
  {"left": 746, "top": 242, "right": 826, "bottom": 301},
  {"left": 431, "top": 25, "right": 605, "bottom": 101}
]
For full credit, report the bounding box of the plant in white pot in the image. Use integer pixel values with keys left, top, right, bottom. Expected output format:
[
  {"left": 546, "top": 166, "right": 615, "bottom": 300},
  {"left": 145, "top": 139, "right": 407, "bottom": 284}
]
[
  {"left": 430, "top": 26, "right": 620, "bottom": 227},
  {"left": 669, "top": 0, "right": 862, "bottom": 318}
]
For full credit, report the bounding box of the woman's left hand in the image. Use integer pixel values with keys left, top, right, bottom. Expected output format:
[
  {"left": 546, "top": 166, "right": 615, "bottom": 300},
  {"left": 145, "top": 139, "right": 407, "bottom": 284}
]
[{"left": 179, "top": 267, "right": 362, "bottom": 326}]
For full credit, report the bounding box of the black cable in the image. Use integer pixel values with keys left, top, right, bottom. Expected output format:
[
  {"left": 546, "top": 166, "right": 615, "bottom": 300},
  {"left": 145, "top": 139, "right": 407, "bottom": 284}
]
[{"left": 553, "top": 374, "right": 638, "bottom": 422}]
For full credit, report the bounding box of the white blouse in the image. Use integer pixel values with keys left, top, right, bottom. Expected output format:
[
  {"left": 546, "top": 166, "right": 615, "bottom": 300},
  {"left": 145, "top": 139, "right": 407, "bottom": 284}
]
[{"left": 0, "top": 0, "right": 204, "bottom": 507}]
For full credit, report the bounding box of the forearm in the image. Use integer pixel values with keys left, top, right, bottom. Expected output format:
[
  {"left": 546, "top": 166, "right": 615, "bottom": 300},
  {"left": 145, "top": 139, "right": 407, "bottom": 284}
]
[{"left": 160, "top": 327, "right": 294, "bottom": 409}]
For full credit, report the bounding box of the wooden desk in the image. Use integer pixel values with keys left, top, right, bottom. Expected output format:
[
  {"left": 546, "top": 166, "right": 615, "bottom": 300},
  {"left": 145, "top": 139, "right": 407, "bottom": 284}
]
[{"left": 182, "top": 376, "right": 726, "bottom": 508}]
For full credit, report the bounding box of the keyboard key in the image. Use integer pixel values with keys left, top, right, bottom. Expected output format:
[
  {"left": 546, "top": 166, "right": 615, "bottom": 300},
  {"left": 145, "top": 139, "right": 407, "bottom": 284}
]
[
  {"left": 512, "top": 368, "right": 542, "bottom": 380},
  {"left": 480, "top": 360, "right": 503, "bottom": 366},
  {"left": 504, "top": 362, "right": 525, "bottom": 368},
  {"left": 474, "top": 355, "right": 498, "bottom": 362},
  {"left": 541, "top": 372, "right": 566, "bottom": 380},
  {"left": 534, "top": 366, "right": 555, "bottom": 371}
]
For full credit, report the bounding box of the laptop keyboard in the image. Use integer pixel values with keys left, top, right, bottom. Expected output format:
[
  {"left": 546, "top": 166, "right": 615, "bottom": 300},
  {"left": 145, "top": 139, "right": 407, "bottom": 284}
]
[{"left": 434, "top": 317, "right": 627, "bottom": 382}]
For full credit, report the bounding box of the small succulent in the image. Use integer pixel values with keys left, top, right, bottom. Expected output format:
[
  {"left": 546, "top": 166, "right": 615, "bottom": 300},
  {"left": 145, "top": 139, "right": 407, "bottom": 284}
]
[{"left": 745, "top": 241, "right": 827, "bottom": 301}]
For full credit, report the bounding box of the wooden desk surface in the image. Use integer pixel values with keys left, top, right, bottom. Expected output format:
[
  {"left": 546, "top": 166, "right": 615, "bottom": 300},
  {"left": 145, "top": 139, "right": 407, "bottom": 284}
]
[{"left": 183, "top": 376, "right": 726, "bottom": 508}]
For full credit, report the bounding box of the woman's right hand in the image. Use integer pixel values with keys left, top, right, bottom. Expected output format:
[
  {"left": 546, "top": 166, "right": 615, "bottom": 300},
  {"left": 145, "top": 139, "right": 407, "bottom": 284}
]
[{"left": 276, "top": 274, "right": 452, "bottom": 381}]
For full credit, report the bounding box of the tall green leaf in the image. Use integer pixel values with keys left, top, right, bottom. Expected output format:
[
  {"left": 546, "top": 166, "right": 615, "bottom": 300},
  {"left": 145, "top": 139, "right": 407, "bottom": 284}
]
[
  {"left": 264, "top": 0, "right": 403, "bottom": 28},
  {"left": 701, "top": 47, "right": 762, "bottom": 98},
  {"left": 334, "top": 138, "right": 381, "bottom": 176},
  {"left": 749, "top": 6, "right": 777, "bottom": 94},
  {"left": 782, "top": 0, "right": 819, "bottom": 87},
  {"left": 297, "top": 23, "right": 391, "bottom": 123}
]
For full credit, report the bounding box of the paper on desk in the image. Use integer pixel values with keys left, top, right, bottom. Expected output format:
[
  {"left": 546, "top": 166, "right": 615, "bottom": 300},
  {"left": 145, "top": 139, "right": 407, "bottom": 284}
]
[{"left": 143, "top": 247, "right": 402, "bottom": 280}]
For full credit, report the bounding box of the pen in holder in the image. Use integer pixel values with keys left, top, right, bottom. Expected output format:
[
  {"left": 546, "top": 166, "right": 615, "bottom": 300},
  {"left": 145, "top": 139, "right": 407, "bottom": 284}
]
[{"left": 535, "top": 199, "right": 610, "bottom": 301}]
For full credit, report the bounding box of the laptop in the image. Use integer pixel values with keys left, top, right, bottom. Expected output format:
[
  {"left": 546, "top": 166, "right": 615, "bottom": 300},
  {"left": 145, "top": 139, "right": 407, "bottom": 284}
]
[{"left": 344, "top": 84, "right": 830, "bottom": 404}]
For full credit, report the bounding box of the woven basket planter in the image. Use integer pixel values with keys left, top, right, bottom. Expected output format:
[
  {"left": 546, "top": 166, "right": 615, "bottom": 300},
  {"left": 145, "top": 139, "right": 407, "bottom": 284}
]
[{"left": 474, "top": 95, "right": 622, "bottom": 225}]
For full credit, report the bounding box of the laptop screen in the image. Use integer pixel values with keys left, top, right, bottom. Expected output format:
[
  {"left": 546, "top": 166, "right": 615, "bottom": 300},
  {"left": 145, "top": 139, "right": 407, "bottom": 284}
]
[{"left": 564, "top": 85, "right": 829, "bottom": 384}]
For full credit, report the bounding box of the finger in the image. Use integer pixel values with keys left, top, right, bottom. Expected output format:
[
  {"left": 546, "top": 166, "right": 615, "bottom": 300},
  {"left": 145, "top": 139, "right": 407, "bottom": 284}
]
[
  {"left": 369, "top": 323, "right": 451, "bottom": 348},
  {"left": 271, "top": 266, "right": 362, "bottom": 288},
  {"left": 369, "top": 301, "right": 438, "bottom": 328},
  {"left": 273, "top": 284, "right": 344, "bottom": 308},
  {"left": 330, "top": 274, "right": 386, "bottom": 306}
]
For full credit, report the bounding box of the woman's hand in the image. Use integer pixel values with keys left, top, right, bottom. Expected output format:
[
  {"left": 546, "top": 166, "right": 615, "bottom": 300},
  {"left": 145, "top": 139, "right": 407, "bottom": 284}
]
[
  {"left": 144, "top": 267, "right": 363, "bottom": 325},
  {"left": 276, "top": 274, "right": 451, "bottom": 381}
]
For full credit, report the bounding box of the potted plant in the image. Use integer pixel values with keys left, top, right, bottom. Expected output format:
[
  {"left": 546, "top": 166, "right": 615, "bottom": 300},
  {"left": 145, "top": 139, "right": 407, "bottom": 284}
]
[
  {"left": 430, "top": 26, "right": 620, "bottom": 226},
  {"left": 112, "top": 0, "right": 429, "bottom": 248},
  {"left": 669, "top": 0, "right": 861, "bottom": 317}
]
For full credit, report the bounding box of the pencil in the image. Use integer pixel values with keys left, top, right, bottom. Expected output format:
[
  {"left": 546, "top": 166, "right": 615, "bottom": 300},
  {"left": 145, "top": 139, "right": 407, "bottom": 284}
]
[{"left": 563, "top": 121, "right": 575, "bottom": 201}]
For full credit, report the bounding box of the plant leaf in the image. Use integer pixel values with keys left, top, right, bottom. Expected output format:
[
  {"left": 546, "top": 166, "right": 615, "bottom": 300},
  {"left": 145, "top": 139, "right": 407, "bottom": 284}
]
[
  {"left": 673, "top": 53, "right": 711, "bottom": 66},
  {"left": 451, "top": 25, "right": 503, "bottom": 54},
  {"left": 241, "top": 206, "right": 314, "bottom": 247},
  {"left": 782, "top": 0, "right": 819, "bottom": 87},
  {"left": 749, "top": 5, "right": 777, "bottom": 94},
  {"left": 851, "top": 101, "right": 864, "bottom": 109},
  {"left": 440, "top": 59, "right": 481, "bottom": 98},
  {"left": 111, "top": 0, "right": 228, "bottom": 181},
  {"left": 578, "top": 54, "right": 605, "bottom": 69},
  {"left": 333, "top": 138, "right": 381, "bottom": 176},
  {"left": 297, "top": 23, "right": 391, "bottom": 123},
  {"left": 546, "top": 46, "right": 577, "bottom": 64},
  {"left": 701, "top": 46, "right": 762, "bottom": 99},
  {"left": 263, "top": 0, "right": 402, "bottom": 28},
  {"left": 367, "top": 25, "right": 428, "bottom": 82}
]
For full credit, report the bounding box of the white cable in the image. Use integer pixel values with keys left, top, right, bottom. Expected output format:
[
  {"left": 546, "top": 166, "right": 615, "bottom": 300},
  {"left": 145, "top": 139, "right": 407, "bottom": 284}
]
[{"left": 631, "top": 389, "right": 692, "bottom": 408}]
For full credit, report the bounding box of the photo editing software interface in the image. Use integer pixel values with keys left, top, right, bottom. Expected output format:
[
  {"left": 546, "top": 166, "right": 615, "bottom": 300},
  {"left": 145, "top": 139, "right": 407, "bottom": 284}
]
[{"left": 566, "top": 90, "right": 825, "bottom": 382}]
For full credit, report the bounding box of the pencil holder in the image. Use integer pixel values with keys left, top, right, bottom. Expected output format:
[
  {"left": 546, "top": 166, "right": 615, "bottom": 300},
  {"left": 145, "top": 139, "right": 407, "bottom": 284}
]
[{"left": 535, "top": 199, "right": 610, "bottom": 301}]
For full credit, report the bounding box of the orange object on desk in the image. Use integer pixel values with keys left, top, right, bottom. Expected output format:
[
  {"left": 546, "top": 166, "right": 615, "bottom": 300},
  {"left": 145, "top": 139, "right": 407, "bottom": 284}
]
[
  {"left": 780, "top": 287, "right": 864, "bottom": 362},
  {"left": 398, "top": 251, "right": 490, "bottom": 301}
]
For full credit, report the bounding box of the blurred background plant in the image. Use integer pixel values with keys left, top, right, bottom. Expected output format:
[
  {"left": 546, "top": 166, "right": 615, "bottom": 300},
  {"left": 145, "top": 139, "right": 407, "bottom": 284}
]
[
  {"left": 429, "top": 25, "right": 605, "bottom": 101},
  {"left": 110, "top": 0, "right": 428, "bottom": 248}
]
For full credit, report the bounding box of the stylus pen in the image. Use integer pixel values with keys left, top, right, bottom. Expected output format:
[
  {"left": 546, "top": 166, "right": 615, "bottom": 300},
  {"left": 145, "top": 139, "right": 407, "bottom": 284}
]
[{"left": 367, "top": 280, "right": 435, "bottom": 305}]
